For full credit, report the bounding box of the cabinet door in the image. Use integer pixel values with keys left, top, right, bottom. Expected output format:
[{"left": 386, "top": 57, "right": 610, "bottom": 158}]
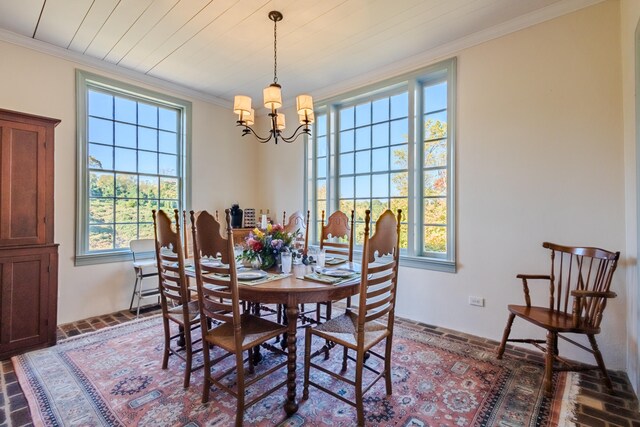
[
  {"left": 0, "top": 253, "right": 50, "bottom": 353},
  {"left": 0, "top": 120, "right": 47, "bottom": 246}
]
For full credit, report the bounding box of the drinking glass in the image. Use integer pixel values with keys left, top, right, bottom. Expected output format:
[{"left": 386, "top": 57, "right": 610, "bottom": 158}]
[
  {"left": 281, "top": 252, "right": 292, "bottom": 274},
  {"left": 316, "top": 248, "right": 326, "bottom": 268}
]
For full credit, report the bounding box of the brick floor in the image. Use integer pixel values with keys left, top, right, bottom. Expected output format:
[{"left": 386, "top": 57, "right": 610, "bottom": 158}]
[{"left": 0, "top": 307, "right": 638, "bottom": 426}]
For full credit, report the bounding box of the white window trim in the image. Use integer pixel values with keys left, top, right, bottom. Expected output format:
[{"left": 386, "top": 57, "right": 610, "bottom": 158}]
[
  {"left": 305, "top": 58, "right": 456, "bottom": 273},
  {"left": 75, "top": 70, "right": 192, "bottom": 266}
]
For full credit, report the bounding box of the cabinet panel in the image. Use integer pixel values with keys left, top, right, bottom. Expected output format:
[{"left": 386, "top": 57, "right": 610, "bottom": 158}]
[
  {"left": 0, "top": 120, "right": 47, "bottom": 246},
  {"left": 0, "top": 252, "right": 50, "bottom": 353}
]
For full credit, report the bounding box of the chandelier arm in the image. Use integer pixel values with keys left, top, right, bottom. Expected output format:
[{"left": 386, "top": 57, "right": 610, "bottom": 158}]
[
  {"left": 239, "top": 124, "right": 273, "bottom": 143},
  {"left": 279, "top": 124, "right": 311, "bottom": 143}
]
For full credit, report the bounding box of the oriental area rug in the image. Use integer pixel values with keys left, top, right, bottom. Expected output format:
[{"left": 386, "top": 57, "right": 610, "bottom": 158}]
[{"left": 12, "top": 315, "right": 577, "bottom": 426}]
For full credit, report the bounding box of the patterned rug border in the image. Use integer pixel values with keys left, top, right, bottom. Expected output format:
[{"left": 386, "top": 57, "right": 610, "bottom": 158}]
[{"left": 12, "top": 314, "right": 579, "bottom": 426}]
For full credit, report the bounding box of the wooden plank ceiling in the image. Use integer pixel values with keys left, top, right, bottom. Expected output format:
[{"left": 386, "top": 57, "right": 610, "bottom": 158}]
[{"left": 0, "top": 0, "right": 574, "bottom": 104}]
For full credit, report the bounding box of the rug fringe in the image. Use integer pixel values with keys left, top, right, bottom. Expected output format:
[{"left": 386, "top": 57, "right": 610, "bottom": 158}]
[{"left": 558, "top": 372, "right": 580, "bottom": 427}]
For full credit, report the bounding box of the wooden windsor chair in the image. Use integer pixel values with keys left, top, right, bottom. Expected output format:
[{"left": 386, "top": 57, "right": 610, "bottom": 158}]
[
  {"left": 303, "top": 209, "right": 402, "bottom": 426},
  {"left": 152, "top": 209, "right": 202, "bottom": 388},
  {"left": 496, "top": 242, "right": 620, "bottom": 396},
  {"left": 190, "top": 209, "right": 288, "bottom": 426}
]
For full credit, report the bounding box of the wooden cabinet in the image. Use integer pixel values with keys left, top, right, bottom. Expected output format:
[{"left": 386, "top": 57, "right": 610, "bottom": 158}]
[{"left": 0, "top": 109, "right": 59, "bottom": 359}]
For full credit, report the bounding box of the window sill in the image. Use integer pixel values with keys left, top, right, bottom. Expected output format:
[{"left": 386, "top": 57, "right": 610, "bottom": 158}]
[
  {"left": 75, "top": 251, "right": 135, "bottom": 266},
  {"left": 398, "top": 255, "right": 456, "bottom": 273}
]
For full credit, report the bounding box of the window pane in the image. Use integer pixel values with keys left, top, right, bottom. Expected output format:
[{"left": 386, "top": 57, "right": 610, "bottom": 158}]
[
  {"left": 115, "top": 97, "right": 136, "bottom": 123},
  {"left": 424, "top": 81, "right": 447, "bottom": 113},
  {"left": 138, "top": 127, "right": 157, "bottom": 151},
  {"left": 139, "top": 199, "right": 158, "bottom": 223},
  {"left": 89, "top": 225, "right": 114, "bottom": 250},
  {"left": 115, "top": 173, "right": 138, "bottom": 198},
  {"left": 355, "top": 102, "right": 371, "bottom": 127},
  {"left": 160, "top": 177, "right": 178, "bottom": 199},
  {"left": 340, "top": 130, "right": 354, "bottom": 152},
  {"left": 355, "top": 127, "right": 370, "bottom": 150},
  {"left": 159, "top": 154, "right": 177, "bottom": 176},
  {"left": 89, "top": 117, "right": 113, "bottom": 145},
  {"left": 317, "top": 157, "right": 327, "bottom": 179},
  {"left": 391, "top": 145, "right": 408, "bottom": 170},
  {"left": 115, "top": 123, "right": 136, "bottom": 148},
  {"left": 316, "top": 200, "right": 326, "bottom": 220},
  {"left": 159, "top": 200, "right": 178, "bottom": 211},
  {"left": 89, "top": 143, "right": 113, "bottom": 170},
  {"left": 316, "top": 114, "right": 327, "bottom": 136},
  {"left": 339, "top": 199, "right": 354, "bottom": 214},
  {"left": 115, "top": 147, "right": 137, "bottom": 172},
  {"left": 371, "top": 174, "right": 389, "bottom": 198},
  {"left": 371, "top": 198, "right": 389, "bottom": 220},
  {"left": 139, "top": 175, "right": 159, "bottom": 199},
  {"left": 90, "top": 171, "right": 114, "bottom": 197},
  {"left": 159, "top": 131, "right": 177, "bottom": 154},
  {"left": 317, "top": 179, "right": 327, "bottom": 199},
  {"left": 89, "top": 198, "right": 113, "bottom": 224},
  {"left": 372, "top": 98, "right": 389, "bottom": 123},
  {"left": 115, "top": 199, "right": 137, "bottom": 223},
  {"left": 372, "top": 147, "right": 389, "bottom": 172},
  {"left": 158, "top": 108, "right": 178, "bottom": 132},
  {"left": 355, "top": 175, "right": 370, "bottom": 198},
  {"left": 390, "top": 198, "right": 408, "bottom": 220},
  {"left": 88, "top": 91, "right": 113, "bottom": 119},
  {"left": 355, "top": 151, "right": 370, "bottom": 174},
  {"left": 339, "top": 153, "right": 354, "bottom": 175},
  {"left": 372, "top": 123, "right": 389, "bottom": 148},
  {"left": 139, "top": 223, "right": 154, "bottom": 239},
  {"left": 390, "top": 92, "right": 408, "bottom": 119},
  {"left": 390, "top": 119, "right": 408, "bottom": 145},
  {"left": 424, "top": 112, "right": 447, "bottom": 141},
  {"left": 340, "top": 107, "right": 354, "bottom": 130},
  {"left": 391, "top": 172, "right": 408, "bottom": 197},
  {"left": 138, "top": 103, "right": 158, "bottom": 128},
  {"left": 355, "top": 221, "right": 366, "bottom": 245},
  {"left": 424, "top": 169, "right": 447, "bottom": 196},
  {"left": 424, "top": 139, "right": 446, "bottom": 167},
  {"left": 424, "top": 198, "right": 447, "bottom": 225},
  {"left": 339, "top": 177, "right": 354, "bottom": 199},
  {"left": 115, "top": 224, "right": 137, "bottom": 249},
  {"left": 425, "top": 226, "right": 447, "bottom": 253},
  {"left": 355, "top": 200, "right": 369, "bottom": 221},
  {"left": 138, "top": 151, "right": 158, "bottom": 174},
  {"left": 399, "top": 223, "right": 408, "bottom": 249},
  {"left": 317, "top": 136, "right": 327, "bottom": 157}
]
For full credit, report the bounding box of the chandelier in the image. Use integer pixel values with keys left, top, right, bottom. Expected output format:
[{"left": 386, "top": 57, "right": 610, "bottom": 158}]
[{"left": 232, "top": 11, "right": 314, "bottom": 144}]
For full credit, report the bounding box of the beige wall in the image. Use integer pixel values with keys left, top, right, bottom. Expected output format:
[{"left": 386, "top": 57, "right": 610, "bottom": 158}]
[
  {"left": 0, "top": 39, "right": 255, "bottom": 323},
  {"left": 262, "top": 1, "right": 628, "bottom": 369},
  {"left": 621, "top": 0, "right": 640, "bottom": 393}
]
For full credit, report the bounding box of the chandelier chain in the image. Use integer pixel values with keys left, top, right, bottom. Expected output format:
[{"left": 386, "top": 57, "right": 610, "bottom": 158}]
[{"left": 273, "top": 17, "right": 278, "bottom": 84}]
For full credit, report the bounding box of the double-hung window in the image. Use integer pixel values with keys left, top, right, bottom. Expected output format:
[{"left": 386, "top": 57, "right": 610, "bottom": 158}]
[
  {"left": 306, "top": 58, "right": 456, "bottom": 272},
  {"left": 76, "top": 70, "right": 191, "bottom": 265}
]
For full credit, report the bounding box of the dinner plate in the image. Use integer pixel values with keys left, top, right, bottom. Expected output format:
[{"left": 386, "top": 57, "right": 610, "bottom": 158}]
[
  {"left": 316, "top": 267, "right": 356, "bottom": 278},
  {"left": 237, "top": 270, "right": 268, "bottom": 280}
]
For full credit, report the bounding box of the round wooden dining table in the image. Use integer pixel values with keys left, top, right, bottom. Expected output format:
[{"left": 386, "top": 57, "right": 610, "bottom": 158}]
[{"left": 238, "top": 262, "right": 361, "bottom": 416}]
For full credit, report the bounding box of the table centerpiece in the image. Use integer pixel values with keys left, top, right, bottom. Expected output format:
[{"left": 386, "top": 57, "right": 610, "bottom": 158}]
[{"left": 240, "top": 224, "right": 295, "bottom": 270}]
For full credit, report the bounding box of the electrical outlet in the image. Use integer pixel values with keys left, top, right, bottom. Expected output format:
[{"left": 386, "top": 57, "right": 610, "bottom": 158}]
[{"left": 469, "top": 296, "right": 484, "bottom": 307}]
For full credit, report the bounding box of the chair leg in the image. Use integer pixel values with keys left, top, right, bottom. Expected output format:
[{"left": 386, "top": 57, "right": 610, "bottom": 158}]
[
  {"left": 129, "top": 272, "right": 140, "bottom": 311},
  {"left": 588, "top": 334, "right": 613, "bottom": 391},
  {"left": 248, "top": 348, "right": 255, "bottom": 374},
  {"left": 497, "top": 313, "right": 516, "bottom": 359},
  {"left": 136, "top": 275, "right": 144, "bottom": 318},
  {"left": 183, "top": 323, "right": 193, "bottom": 388},
  {"left": 544, "top": 331, "right": 556, "bottom": 397},
  {"left": 341, "top": 346, "right": 348, "bottom": 373},
  {"left": 303, "top": 327, "right": 312, "bottom": 400},
  {"left": 235, "top": 352, "right": 246, "bottom": 427},
  {"left": 202, "top": 339, "right": 211, "bottom": 404},
  {"left": 384, "top": 337, "right": 393, "bottom": 395},
  {"left": 161, "top": 316, "right": 171, "bottom": 369},
  {"left": 355, "top": 350, "right": 365, "bottom": 426}
]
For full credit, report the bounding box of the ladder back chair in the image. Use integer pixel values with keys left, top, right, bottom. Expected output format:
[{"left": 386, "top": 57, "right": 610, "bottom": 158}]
[
  {"left": 497, "top": 241, "right": 620, "bottom": 396},
  {"left": 317, "top": 210, "right": 355, "bottom": 321},
  {"left": 190, "top": 209, "right": 288, "bottom": 426},
  {"left": 303, "top": 209, "right": 402, "bottom": 426},
  {"left": 152, "top": 209, "right": 202, "bottom": 388},
  {"left": 283, "top": 210, "right": 310, "bottom": 254},
  {"left": 128, "top": 238, "right": 159, "bottom": 318}
]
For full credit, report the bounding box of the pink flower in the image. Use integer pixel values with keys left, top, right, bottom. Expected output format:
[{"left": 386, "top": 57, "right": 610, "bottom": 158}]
[{"left": 272, "top": 224, "right": 284, "bottom": 232}]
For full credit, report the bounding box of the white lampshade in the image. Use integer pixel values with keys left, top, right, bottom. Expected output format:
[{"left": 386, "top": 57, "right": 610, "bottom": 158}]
[
  {"left": 299, "top": 111, "right": 315, "bottom": 124},
  {"left": 244, "top": 109, "right": 255, "bottom": 126},
  {"left": 276, "top": 113, "right": 286, "bottom": 130},
  {"left": 296, "top": 94, "right": 313, "bottom": 115},
  {"left": 233, "top": 95, "right": 252, "bottom": 116},
  {"left": 263, "top": 84, "right": 282, "bottom": 110}
]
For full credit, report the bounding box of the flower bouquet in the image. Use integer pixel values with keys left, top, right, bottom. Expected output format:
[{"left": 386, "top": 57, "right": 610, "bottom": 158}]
[{"left": 241, "top": 224, "right": 295, "bottom": 269}]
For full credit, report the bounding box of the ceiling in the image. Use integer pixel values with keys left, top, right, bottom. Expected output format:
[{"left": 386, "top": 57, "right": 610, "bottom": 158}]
[{"left": 0, "top": 0, "right": 600, "bottom": 105}]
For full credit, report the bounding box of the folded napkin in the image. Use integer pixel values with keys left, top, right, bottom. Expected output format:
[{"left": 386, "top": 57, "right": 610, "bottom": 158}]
[
  {"left": 301, "top": 272, "right": 360, "bottom": 285},
  {"left": 325, "top": 257, "right": 348, "bottom": 266}
]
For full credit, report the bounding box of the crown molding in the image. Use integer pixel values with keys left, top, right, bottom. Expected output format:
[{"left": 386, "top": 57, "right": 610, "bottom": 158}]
[
  {"left": 312, "top": 0, "right": 606, "bottom": 103},
  {"left": 0, "top": 28, "right": 229, "bottom": 108}
]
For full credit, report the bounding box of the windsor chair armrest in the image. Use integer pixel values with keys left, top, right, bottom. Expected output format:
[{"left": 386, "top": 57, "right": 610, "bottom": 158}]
[
  {"left": 516, "top": 274, "right": 552, "bottom": 307},
  {"left": 570, "top": 290, "right": 617, "bottom": 299}
]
